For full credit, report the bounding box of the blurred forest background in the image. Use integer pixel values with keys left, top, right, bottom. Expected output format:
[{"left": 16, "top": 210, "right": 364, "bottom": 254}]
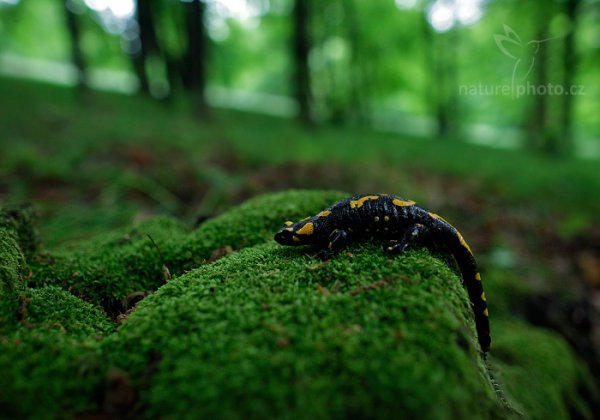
[
  {"left": 1, "top": 0, "right": 600, "bottom": 386},
  {"left": 1, "top": 0, "right": 599, "bottom": 151}
]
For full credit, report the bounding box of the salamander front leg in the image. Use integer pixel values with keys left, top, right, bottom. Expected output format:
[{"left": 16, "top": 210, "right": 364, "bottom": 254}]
[
  {"left": 384, "top": 223, "right": 431, "bottom": 255},
  {"left": 317, "top": 229, "right": 350, "bottom": 260}
]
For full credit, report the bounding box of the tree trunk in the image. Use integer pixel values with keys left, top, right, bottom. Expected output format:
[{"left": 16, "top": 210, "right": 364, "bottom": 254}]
[
  {"left": 433, "top": 32, "right": 453, "bottom": 139},
  {"left": 423, "top": 18, "right": 457, "bottom": 139},
  {"left": 528, "top": 29, "right": 549, "bottom": 152},
  {"left": 422, "top": 16, "right": 436, "bottom": 137},
  {"left": 561, "top": 0, "right": 580, "bottom": 154},
  {"left": 345, "top": 0, "right": 366, "bottom": 124},
  {"left": 133, "top": 0, "right": 161, "bottom": 96},
  {"left": 63, "top": 0, "right": 87, "bottom": 90},
  {"left": 292, "top": 0, "right": 312, "bottom": 125},
  {"left": 182, "top": 0, "right": 207, "bottom": 110}
]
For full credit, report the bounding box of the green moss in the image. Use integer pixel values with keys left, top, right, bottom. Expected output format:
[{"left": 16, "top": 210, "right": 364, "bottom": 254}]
[
  {"left": 105, "top": 242, "right": 504, "bottom": 418},
  {"left": 30, "top": 216, "right": 190, "bottom": 310},
  {"left": 0, "top": 287, "right": 112, "bottom": 418},
  {"left": 172, "top": 189, "right": 348, "bottom": 270},
  {"left": 30, "top": 190, "right": 346, "bottom": 309},
  {"left": 0, "top": 227, "right": 28, "bottom": 332},
  {"left": 0, "top": 204, "right": 40, "bottom": 259},
  {"left": 24, "top": 286, "right": 114, "bottom": 338},
  {"left": 0, "top": 329, "right": 105, "bottom": 418},
  {"left": 492, "top": 320, "right": 597, "bottom": 420},
  {"left": 1, "top": 190, "right": 595, "bottom": 418}
]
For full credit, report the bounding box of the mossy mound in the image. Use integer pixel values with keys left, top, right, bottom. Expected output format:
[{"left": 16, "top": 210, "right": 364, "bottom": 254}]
[
  {"left": 0, "top": 226, "right": 28, "bottom": 332},
  {"left": 30, "top": 216, "right": 189, "bottom": 310},
  {"left": 492, "top": 320, "right": 595, "bottom": 419},
  {"left": 23, "top": 286, "right": 114, "bottom": 338},
  {"left": 172, "top": 189, "right": 348, "bottom": 271},
  {"left": 0, "top": 329, "right": 105, "bottom": 418},
  {"left": 29, "top": 190, "right": 346, "bottom": 310},
  {"left": 105, "top": 241, "right": 503, "bottom": 418},
  {"left": 1, "top": 283, "right": 112, "bottom": 417},
  {"left": 0, "top": 190, "right": 596, "bottom": 418},
  {"left": 0, "top": 204, "right": 40, "bottom": 258}
]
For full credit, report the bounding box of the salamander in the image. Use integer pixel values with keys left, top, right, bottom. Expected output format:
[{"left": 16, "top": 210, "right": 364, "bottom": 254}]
[{"left": 274, "top": 193, "right": 491, "bottom": 352}]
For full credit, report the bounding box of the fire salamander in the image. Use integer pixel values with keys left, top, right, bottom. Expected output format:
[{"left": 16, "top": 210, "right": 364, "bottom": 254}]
[{"left": 274, "top": 194, "right": 491, "bottom": 352}]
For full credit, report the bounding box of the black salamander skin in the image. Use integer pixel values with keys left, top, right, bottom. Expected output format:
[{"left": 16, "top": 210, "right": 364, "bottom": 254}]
[{"left": 274, "top": 194, "right": 491, "bottom": 352}]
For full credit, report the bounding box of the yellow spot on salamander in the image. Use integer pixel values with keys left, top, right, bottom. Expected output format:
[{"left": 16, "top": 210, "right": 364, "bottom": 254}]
[
  {"left": 349, "top": 195, "right": 380, "bottom": 208},
  {"left": 483, "top": 308, "right": 489, "bottom": 317},
  {"left": 296, "top": 222, "right": 314, "bottom": 236},
  {"left": 292, "top": 236, "right": 301, "bottom": 243},
  {"left": 458, "top": 233, "right": 473, "bottom": 255},
  {"left": 481, "top": 292, "right": 486, "bottom": 302},
  {"left": 373, "top": 216, "right": 380, "bottom": 222},
  {"left": 428, "top": 212, "right": 450, "bottom": 223},
  {"left": 384, "top": 216, "right": 390, "bottom": 222},
  {"left": 285, "top": 227, "right": 293, "bottom": 232},
  {"left": 328, "top": 242, "right": 333, "bottom": 249},
  {"left": 318, "top": 210, "right": 331, "bottom": 217},
  {"left": 430, "top": 211, "right": 473, "bottom": 255},
  {"left": 392, "top": 199, "right": 416, "bottom": 207},
  {"left": 284, "top": 221, "right": 293, "bottom": 226},
  {"left": 387, "top": 247, "right": 393, "bottom": 251},
  {"left": 300, "top": 216, "right": 310, "bottom": 222},
  {"left": 475, "top": 273, "right": 482, "bottom": 281}
]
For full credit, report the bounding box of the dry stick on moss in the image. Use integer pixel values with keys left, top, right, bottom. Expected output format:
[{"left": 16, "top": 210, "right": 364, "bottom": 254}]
[{"left": 147, "top": 234, "right": 172, "bottom": 282}]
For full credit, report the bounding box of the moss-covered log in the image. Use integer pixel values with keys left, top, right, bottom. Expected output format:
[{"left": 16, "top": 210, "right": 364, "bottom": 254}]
[{"left": 0, "top": 191, "right": 596, "bottom": 418}]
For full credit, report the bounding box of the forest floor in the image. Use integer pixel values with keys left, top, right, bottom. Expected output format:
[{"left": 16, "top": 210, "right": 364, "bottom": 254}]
[{"left": 2, "top": 75, "right": 600, "bottom": 382}]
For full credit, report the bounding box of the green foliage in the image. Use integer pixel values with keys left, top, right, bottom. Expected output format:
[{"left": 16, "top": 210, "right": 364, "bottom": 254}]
[{"left": 2, "top": 0, "right": 599, "bottom": 143}]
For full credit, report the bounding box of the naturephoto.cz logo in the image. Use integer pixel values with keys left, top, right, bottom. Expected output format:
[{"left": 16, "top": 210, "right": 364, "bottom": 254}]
[{"left": 459, "top": 24, "right": 585, "bottom": 98}]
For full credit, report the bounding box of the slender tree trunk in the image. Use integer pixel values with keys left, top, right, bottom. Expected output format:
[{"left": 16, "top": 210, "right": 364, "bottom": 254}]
[
  {"left": 182, "top": 0, "right": 207, "bottom": 111},
  {"left": 63, "top": 0, "right": 87, "bottom": 90},
  {"left": 434, "top": 33, "right": 451, "bottom": 138},
  {"left": 345, "top": 0, "right": 365, "bottom": 124},
  {"left": 422, "top": 16, "right": 437, "bottom": 137},
  {"left": 292, "top": 0, "right": 312, "bottom": 125},
  {"left": 529, "top": 33, "right": 547, "bottom": 150},
  {"left": 561, "top": 0, "right": 580, "bottom": 154},
  {"left": 423, "top": 18, "right": 456, "bottom": 139},
  {"left": 134, "top": 0, "right": 161, "bottom": 95}
]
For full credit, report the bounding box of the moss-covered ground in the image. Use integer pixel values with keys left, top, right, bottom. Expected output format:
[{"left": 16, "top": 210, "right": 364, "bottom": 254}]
[{"left": 1, "top": 190, "right": 596, "bottom": 418}]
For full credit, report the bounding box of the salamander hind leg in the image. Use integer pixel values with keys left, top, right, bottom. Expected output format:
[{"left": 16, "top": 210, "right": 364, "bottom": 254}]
[
  {"left": 384, "top": 223, "right": 431, "bottom": 255},
  {"left": 317, "top": 229, "right": 350, "bottom": 260}
]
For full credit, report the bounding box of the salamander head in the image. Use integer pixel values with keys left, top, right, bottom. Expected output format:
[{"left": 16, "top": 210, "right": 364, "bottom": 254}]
[{"left": 274, "top": 216, "right": 329, "bottom": 246}]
